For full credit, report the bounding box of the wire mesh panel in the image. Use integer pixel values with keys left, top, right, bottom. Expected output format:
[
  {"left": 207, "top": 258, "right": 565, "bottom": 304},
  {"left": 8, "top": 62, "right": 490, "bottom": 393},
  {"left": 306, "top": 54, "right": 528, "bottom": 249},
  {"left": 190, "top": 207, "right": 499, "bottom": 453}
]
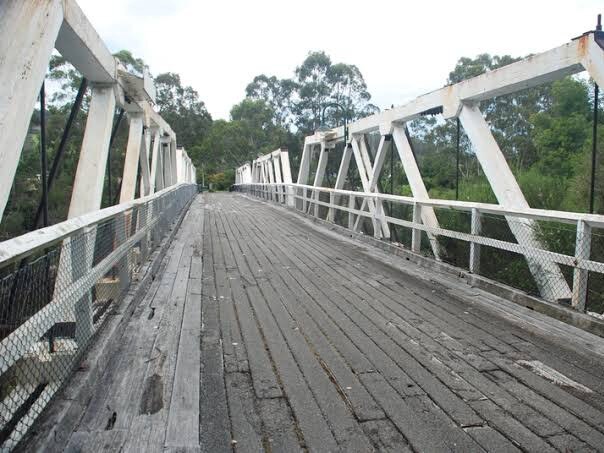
[
  {"left": 434, "top": 207, "right": 472, "bottom": 268},
  {"left": 0, "top": 183, "right": 196, "bottom": 450}
]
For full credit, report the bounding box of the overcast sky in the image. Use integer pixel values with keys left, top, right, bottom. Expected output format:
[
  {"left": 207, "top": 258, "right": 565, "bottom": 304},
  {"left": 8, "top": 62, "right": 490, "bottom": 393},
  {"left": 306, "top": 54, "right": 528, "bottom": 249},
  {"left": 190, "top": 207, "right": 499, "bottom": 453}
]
[{"left": 78, "top": 0, "right": 601, "bottom": 120}]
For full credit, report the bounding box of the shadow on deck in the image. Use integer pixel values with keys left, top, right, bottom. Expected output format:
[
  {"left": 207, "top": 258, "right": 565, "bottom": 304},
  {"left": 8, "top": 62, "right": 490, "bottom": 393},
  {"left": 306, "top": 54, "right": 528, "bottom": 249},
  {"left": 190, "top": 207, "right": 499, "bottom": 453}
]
[{"left": 19, "top": 193, "right": 604, "bottom": 452}]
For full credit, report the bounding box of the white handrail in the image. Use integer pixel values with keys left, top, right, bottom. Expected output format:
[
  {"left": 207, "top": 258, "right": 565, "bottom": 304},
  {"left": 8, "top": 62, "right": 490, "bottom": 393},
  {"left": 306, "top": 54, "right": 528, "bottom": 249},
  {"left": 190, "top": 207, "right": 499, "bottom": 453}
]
[
  {"left": 0, "top": 183, "right": 195, "bottom": 266},
  {"left": 235, "top": 182, "right": 604, "bottom": 228}
]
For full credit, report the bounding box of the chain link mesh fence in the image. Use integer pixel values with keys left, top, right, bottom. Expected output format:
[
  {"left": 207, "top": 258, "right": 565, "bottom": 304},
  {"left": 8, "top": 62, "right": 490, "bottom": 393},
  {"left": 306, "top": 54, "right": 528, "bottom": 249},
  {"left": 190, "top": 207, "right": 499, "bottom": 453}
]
[{"left": 0, "top": 184, "right": 196, "bottom": 450}]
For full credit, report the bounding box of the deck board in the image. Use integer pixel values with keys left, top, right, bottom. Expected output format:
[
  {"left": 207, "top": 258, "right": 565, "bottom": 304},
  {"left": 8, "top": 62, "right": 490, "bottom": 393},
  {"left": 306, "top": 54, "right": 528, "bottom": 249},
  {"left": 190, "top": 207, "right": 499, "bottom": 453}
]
[{"left": 21, "top": 193, "right": 604, "bottom": 452}]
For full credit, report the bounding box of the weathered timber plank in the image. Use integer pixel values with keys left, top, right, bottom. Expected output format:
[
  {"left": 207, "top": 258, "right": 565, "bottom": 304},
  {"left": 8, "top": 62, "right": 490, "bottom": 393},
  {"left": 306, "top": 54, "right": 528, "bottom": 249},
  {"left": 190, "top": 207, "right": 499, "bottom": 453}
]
[
  {"left": 254, "top": 278, "right": 373, "bottom": 452},
  {"left": 224, "top": 373, "right": 264, "bottom": 453},
  {"left": 165, "top": 258, "right": 201, "bottom": 448},
  {"left": 199, "top": 208, "right": 231, "bottom": 453},
  {"left": 258, "top": 398, "right": 302, "bottom": 453},
  {"left": 359, "top": 372, "right": 481, "bottom": 452},
  {"left": 226, "top": 213, "right": 375, "bottom": 376},
  {"left": 361, "top": 420, "right": 412, "bottom": 453},
  {"left": 65, "top": 429, "right": 128, "bottom": 453},
  {"left": 464, "top": 426, "right": 522, "bottom": 453},
  {"left": 469, "top": 399, "right": 556, "bottom": 452}
]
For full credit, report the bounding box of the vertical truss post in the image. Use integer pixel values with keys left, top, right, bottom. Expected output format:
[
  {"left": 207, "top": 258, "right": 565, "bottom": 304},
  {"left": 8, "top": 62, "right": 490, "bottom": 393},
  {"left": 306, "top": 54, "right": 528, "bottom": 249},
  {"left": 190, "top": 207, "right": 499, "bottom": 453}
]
[
  {"left": 297, "top": 142, "right": 312, "bottom": 211},
  {"left": 119, "top": 114, "right": 144, "bottom": 203},
  {"left": 175, "top": 147, "right": 183, "bottom": 183},
  {"left": 251, "top": 160, "right": 257, "bottom": 183},
  {"left": 157, "top": 142, "right": 165, "bottom": 191},
  {"left": 260, "top": 161, "right": 266, "bottom": 198},
  {"left": 312, "top": 142, "right": 329, "bottom": 217},
  {"left": 138, "top": 130, "right": 152, "bottom": 257},
  {"left": 149, "top": 128, "right": 161, "bottom": 193},
  {"left": 373, "top": 195, "right": 388, "bottom": 239},
  {"left": 163, "top": 141, "right": 171, "bottom": 187},
  {"left": 148, "top": 129, "right": 160, "bottom": 247},
  {"left": 469, "top": 208, "right": 482, "bottom": 273},
  {"left": 348, "top": 195, "right": 356, "bottom": 229},
  {"left": 411, "top": 202, "right": 422, "bottom": 253},
  {"left": 572, "top": 220, "right": 592, "bottom": 311},
  {"left": 63, "top": 84, "right": 116, "bottom": 346},
  {"left": 162, "top": 141, "right": 172, "bottom": 188},
  {"left": 266, "top": 157, "right": 276, "bottom": 201},
  {"left": 68, "top": 85, "right": 116, "bottom": 216},
  {"left": 273, "top": 154, "right": 284, "bottom": 203},
  {"left": 328, "top": 143, "right": 352, "bottom": 222},
  {"left": 279, "top": 147, "right": 294, "bottom": 207},
  {"left": 118, "top": 113, "right": 143, "bottom": 297},
  {"left": 170, "top": 139, "right": 178, "bottom": 186},
  {"left": 139, "top": 128, "right": 152, "bottom": 197},
  {"left": 266, "top": 160, "right": 272, "bottom": 200}
]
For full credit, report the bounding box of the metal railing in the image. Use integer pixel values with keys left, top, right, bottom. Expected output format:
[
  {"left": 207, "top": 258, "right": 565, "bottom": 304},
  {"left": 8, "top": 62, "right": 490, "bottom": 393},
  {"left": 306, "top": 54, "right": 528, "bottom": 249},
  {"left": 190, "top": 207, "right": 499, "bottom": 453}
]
[
  {"left": 235, "top": 182, "right": 604, "bottom": 316},
  {"left": 0, "top": 183, "right": 196, "bottom": 450}
]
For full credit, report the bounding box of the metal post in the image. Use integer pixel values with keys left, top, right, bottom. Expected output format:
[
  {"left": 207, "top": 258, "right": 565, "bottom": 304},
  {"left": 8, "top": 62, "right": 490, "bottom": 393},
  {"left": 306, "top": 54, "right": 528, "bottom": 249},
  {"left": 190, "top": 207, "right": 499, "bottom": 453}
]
[
  {"left": 39, "top": 81, "right": 49, "bottom": 227},
  {"left": 107, "top": 108, "right": 125, "bottom": 207},
  {"left": 590, "top": 82, "right": 599, "bottom": 214},
  {"left": 456, "top": 117, "right": 461, "bottom": 201},
  {"left": 390, "top": 135, "right": 394, "bottom": 224},
  {"left": 469, "top": 208, "right": 482, "bottom": 273},
  {"left": 590, "top": 14, "right": 600, "bottom": 213},
  {"left": 33, "top": 78, "right": 88, "bottom": 228},
  {"left": 39, "top": 81, "right": 51, "bottom": 353},
  {"left": 572, "top": 220, "right": 592, "bottom": 311},
  {"left": 348, "top": 195, "right": 355, "bottom": 229}
]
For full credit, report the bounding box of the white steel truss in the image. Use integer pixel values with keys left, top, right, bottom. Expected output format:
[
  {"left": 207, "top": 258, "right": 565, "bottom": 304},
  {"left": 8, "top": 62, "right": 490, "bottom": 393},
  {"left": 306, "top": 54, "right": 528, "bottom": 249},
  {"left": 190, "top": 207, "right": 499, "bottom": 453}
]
[
  {"left": 248, "top": 147, "right": 294, "bottom": 207},
  {"left": 0, "top": 0, "right": 197, "bottom": 224},
  {"left": 236, "top": 30, "right": 604, "bottom": 304}
]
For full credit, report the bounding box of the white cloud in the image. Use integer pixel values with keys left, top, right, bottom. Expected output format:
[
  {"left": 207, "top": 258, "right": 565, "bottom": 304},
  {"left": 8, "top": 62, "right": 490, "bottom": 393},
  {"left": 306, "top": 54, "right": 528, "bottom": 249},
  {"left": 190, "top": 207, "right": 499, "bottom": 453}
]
[{"left": 78, "top": 0, "right": 602, "bottom": 120}]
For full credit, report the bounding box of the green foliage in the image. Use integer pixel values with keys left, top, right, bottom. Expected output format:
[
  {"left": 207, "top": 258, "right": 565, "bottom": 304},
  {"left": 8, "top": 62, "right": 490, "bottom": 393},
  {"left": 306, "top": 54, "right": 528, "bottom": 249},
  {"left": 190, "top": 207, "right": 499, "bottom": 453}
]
[
  {"left": 114, "top": 50, "right": 146, "bottom": 75},
  {"left": 246, "top": 51, "right": 378, "bottom": 135},
  {"left": 245, "top": 75, "right": 297, "bottom": 128},
  {"left": 48, "top": 55, "right": 85, "bottom": 104},
  {"left": 207, "top": 170, "right": 235, "bottom": 191},
  {"left": 154, "top": 72, "right": 212, "bottom": 148},
  {"left": 196, "top": 99, "right": 299, "bottom": 187},
  {"left": 530, "top": 78, "right": 591, "bottom": 177}
]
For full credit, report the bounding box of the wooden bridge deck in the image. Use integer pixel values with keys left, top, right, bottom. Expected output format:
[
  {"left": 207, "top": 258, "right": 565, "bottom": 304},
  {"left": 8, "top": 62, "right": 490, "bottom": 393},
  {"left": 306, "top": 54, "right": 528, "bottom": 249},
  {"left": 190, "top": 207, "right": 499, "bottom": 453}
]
[{"left": 22, "top": 193, "right": 604, "bottom": 452}]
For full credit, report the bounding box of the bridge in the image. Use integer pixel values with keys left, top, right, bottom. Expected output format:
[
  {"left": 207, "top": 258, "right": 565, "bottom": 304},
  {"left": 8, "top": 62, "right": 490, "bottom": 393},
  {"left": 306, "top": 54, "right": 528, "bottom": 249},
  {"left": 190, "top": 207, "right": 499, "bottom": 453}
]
[{"left": 1, "top": 1, "right": 604, "bottom": 452}]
